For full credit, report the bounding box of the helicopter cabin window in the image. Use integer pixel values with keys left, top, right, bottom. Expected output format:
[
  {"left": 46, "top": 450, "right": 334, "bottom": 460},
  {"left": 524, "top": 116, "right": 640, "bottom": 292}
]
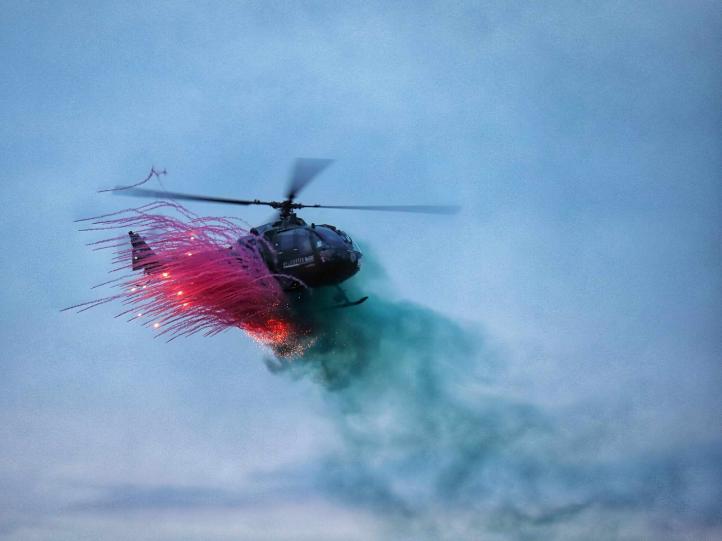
[
  {"left": 314, "top": 227, "right": 343, "bottom": 247},
  {"left": 338, "top": 230, "right": 352, "bottom": 244},
  {"left": 310, "top": 230, "right": 330, "bottom": 249},
  {"left": 273, "top": 229, "right": 312, "bottom": 255},
  {"left": 336, "top": 229, "right": 357, "bottom": 249}
]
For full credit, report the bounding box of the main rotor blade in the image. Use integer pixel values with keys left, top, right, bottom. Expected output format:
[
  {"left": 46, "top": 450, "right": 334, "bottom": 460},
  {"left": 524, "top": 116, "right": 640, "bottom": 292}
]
[
  {"left": 113, "top": 187, "right": 460, "bottom": 215},
  {"left": 300, "top": 203, "right": 461, "bottom": 215},
  {"left": 286, "top": 158, "right": 334, "bottom": 201},
  {"left": 115, "top": 188, "right": 279, "bottom": 208}
]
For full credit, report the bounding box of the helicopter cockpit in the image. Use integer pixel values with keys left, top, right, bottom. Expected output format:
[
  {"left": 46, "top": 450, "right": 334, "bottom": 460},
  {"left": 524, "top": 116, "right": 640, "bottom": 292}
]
[{"left": 247, "top": 221, "right": 362, "bottom": 290}]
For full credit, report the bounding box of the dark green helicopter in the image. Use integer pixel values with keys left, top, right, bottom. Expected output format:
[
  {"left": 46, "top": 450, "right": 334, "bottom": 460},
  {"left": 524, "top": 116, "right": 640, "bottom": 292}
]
[{"left": 121, "top": 159, "right": 460, "bottom": 308}]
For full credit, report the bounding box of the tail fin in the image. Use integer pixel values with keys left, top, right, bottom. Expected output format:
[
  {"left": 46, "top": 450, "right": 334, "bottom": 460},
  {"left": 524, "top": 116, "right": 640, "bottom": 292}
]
[{"left": 129, "top": 231, "right": 161, "bottom": 274}]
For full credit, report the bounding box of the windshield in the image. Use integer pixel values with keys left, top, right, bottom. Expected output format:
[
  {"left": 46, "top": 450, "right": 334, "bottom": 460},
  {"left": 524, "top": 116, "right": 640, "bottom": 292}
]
[{"left": 273, "top": 229, "right": 313, "bottom": 255}]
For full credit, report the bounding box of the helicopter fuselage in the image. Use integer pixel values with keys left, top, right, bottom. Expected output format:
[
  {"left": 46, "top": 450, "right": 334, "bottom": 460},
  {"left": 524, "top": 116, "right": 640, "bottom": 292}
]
[{"left": 243, "top": 215, "right": 362, "bottom": 290}]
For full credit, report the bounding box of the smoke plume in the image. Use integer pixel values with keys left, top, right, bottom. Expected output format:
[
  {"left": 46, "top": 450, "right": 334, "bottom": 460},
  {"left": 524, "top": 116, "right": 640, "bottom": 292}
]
[{"left": 276, "top": 253, "right": 722, "bottom": 540}]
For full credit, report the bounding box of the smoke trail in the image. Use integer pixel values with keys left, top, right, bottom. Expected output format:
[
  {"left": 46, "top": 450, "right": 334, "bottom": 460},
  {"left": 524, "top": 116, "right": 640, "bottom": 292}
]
[
  {"left": 275, "top": 253, "right": 722, "bottom": 540},
  {"left": 270, "top": 255, "right": 552, "bottom": 536}
]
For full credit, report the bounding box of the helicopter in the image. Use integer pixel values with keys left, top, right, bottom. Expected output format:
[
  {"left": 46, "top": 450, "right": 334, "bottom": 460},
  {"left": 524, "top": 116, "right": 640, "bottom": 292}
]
[{"left": 120, "top": 159, "right": 460, "bottom": 309}]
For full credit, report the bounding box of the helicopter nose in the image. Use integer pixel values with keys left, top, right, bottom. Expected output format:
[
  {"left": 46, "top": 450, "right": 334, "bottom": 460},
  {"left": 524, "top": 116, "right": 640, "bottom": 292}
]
[
  {"left": 322, "top": 248, "right": 361, "bottom": 282},
  {"left": 345, "top": 250, "right": 362, "bottom": 274},
  {"left": 340, "top": 248, "right": 361, "bottom": 264}
]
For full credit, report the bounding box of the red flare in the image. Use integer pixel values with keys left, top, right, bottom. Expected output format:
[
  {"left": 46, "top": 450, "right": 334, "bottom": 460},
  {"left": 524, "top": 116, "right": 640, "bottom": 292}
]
[{"left": 68, "top": 201, "right": 312, "bottom": 354}]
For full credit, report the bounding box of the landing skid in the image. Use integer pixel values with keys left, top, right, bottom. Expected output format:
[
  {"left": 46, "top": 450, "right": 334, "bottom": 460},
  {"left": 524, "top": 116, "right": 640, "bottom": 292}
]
[
  {"left": 331, "top": 296, "right": 368, "bottom": 309},
  {"left": 330, "top": 286, "right": 368, "bottom": 309}
]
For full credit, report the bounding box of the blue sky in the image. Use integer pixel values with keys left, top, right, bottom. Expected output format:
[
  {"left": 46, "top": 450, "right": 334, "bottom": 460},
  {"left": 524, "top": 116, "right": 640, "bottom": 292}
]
[{"left": 1, "top": 1, "right": 720, "bottom": 539}]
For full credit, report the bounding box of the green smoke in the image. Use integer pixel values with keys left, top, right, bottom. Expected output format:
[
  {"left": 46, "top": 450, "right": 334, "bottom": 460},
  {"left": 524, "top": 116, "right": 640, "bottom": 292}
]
[
  {"left": 271, "top": 254, "right": 554, "bottom": 535},
  {"left": 268, "top": 254, "right": 721, "bottom": 539}
]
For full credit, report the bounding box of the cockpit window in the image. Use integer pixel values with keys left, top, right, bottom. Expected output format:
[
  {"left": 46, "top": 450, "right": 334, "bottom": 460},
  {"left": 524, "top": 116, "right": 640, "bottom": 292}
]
[
  {"left": 337, "top": 229, "right": 359, "bottom": 250},
  {"left": 314, "top": 226, "right": 358, "bottom": 250},
  {"left": 273, "top": 229, "right": 312, "bottom": 254},
  {"left": 337, "top": 230, "right": 353, "bottom": 244},
  {"left": 311, "top": 231, "right": 327, "bottom": 249},
  {"left": 314, "top": 227, "right": 342, "bottom": 246}
]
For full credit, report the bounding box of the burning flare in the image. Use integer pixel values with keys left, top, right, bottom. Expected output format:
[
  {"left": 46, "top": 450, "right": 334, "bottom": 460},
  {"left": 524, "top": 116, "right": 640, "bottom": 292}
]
[{"left": 66, "top": 201, "right": 310, "bottom": 353}]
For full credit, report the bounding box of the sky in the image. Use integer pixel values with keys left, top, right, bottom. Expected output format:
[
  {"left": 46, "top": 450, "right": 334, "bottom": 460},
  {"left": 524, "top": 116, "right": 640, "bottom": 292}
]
[{"left": 0, "top": 1, "right": 720, "bottom": 540}]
